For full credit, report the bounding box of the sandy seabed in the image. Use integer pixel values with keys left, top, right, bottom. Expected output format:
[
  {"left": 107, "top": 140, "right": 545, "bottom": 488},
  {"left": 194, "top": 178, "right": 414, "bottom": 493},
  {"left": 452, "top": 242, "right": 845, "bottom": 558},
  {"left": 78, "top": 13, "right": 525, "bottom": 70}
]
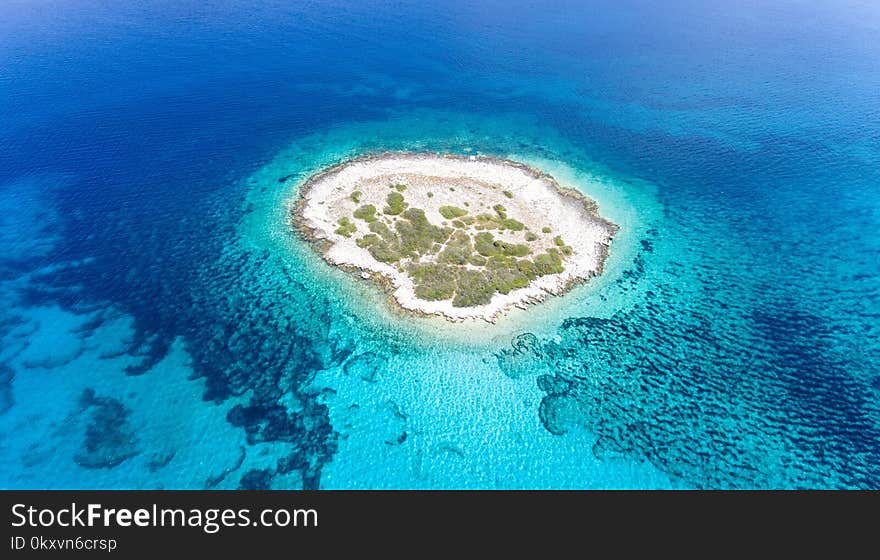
[{"left": 293, "top": 152, "right": 618, "bottom": 322}]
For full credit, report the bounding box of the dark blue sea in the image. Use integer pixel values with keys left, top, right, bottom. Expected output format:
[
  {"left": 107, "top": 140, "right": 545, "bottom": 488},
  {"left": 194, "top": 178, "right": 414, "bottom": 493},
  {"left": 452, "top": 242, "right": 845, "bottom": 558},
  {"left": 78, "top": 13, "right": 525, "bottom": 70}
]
[{"left": 1, "top": 0, "right": 878, "bottom": 489}]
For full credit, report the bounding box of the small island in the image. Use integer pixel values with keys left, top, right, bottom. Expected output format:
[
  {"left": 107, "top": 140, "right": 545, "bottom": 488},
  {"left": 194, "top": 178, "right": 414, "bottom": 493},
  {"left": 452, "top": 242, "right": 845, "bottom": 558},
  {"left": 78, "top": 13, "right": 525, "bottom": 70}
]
[{"left": 292, "top": 152, "right": 618, "bottom": 322}]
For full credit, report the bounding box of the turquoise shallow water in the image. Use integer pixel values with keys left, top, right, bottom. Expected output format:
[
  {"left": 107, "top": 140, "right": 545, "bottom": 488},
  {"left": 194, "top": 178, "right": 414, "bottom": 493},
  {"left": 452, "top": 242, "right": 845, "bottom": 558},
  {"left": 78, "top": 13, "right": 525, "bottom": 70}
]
[
  {"left": 1, "top": 1, "right": 878, "bottom": 489},
  {"left": 241, "top": 112, "right": 679, "bottom": 488}
]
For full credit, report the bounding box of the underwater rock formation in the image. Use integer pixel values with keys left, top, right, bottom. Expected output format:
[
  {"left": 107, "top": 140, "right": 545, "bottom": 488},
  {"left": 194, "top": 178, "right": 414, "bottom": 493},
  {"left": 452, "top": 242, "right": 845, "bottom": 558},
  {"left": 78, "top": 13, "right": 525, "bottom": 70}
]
[{"left": 74, "top": 389, "right": 139, "bottom": 469}]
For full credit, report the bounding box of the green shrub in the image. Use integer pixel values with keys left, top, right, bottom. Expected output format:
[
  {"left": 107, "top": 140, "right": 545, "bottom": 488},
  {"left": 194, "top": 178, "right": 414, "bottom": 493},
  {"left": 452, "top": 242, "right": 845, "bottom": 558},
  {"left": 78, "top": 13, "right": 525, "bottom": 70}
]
[
  {"left": 356, "top": 233, "right": 379, "bottom": 248},
  {"left": 439, "top": 206, "right": 468, "bottom": 219},
  {"left": 472, "top": 232, "right": 529, "bottom": 257},
  {"left": 451, "top": 220, "right": 465, "bottom": 229},
  {"left": 474, "top": 232, "right": 500, "bottom": 256},
  {"left": 475, "top": 213, "right": 501, "bottom": 230},
  {"left": 427, "top": 192, "right": 434, "bottom": 198},
  {"left": 437, "top": 230, "right": 472, "bottom": 265},
  {"left": 473, "top": 213, "right": 524, "bottom": 231},
  {"left": 484, "top": 254, "right": 516, "bottom": 268},
  {"left": 503, "top": 190, "right": 513, "bottom": 198},
  {"left": 554, "top": 235, "right": 565, "bottom": 247},
  {"left": 484, "top": 257, "right": 530, "bottom": 294},
  {"left": 368, "top": 242, "right": 402, "bottom": 263},
  {"left": 353, "top": 204, "right": 377, "bottom": 222},
  {"left": 369, "top": 220, "right": 395, "bottom": 241},
  {"left": 363, "top": 221, "right": 403, "bottom": 262},
  {"left": 525, "top": 232, "right": 538, "bottom": 242},
  {"left": 503, "top": 243, "right": 531, "bottom": 257},
  {"left": 396, "top": 208, "right": 450, "bottom": 257},
  {"left": 516, "top": 259, "right": 538, "bottom": 280},
  {"left": 468, "top": 254, "right": 487, "bottom": 266},
  {"left": 391, "top": 183, "right": 407, "bottom": 192},
  {"left": 493, "top": 204, "right": 507, "bottom": 218},
  {"left": 453, "top": 269, "right": 494, "bottom": 307},
  {"left": 335, "top": 217, "right": 357, "bottom": 237},
  {"left": 542, "top": 226, "right": 552, "bottom": 233},
  {"left": 350, "top": 191, "right": 363, "bottom": 203},
  {"left": 533, "top": 249, "right": 564, "bottom": 275},
  {"left": 502, "top": 218, "right": 525, "bottom": 231},
  {"left": 383, "top": 192, "right": 408, "bottom": 215},
  {"left": 410, "top": 263, "right": 457, "bottom": 301}
]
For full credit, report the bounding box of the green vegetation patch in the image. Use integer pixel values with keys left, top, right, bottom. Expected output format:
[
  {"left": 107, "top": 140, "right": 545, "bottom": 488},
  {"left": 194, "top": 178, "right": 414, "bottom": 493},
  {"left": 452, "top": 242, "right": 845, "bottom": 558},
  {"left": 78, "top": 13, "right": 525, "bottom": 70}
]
[
  {"left": 353, "top": 204, "right": 377, "bottom": 222},
  {"left": 350, "top": 190, "right": 363, "bottom": 203},
  {"left": 548, "top": 234, "right": 574, "bottom": 255},
  {"left": 437, "top": 230, "right": 472, "bottom": 265},
  {"left": 542, "top": 226, "right": 552, "bottom": 233},
  {"left": 484, "top": 255, "right": 531, "bottom": 294},
  {"left": 533, "top": 248, "right": 564, "bottom": 275},
  {"left": 391, "top": 183, "right": 407, "bottom": 192},
  {"left": 383, "top": 192, "right": 408, "bottom": 215},
  {"left": 473, "top": 213, "right": 525, "bottom": 231},
  {"left": 369, "top": 220, "right": 394, "bottom": 241},
  {"left": 365, "top": 221, "right": 402, "bottom": 262},
  {"left": 503, "top": 190, "right": 513, "bottom": 198},
  {"left": 474, "top": 213, "right": 500, "bottom": 230},
  {"left": 410, "top": 263, "right": 458, "bottom": 301},
  {"left": 439, "top": 206, "right": 468, "bottom": 219},
  {"left": 340, "top": 197, "right": 571, "bottom": 308},
  {"left": 504, "top": 243, "right": 531, "bottom": 257},
  {"left": 474, "top": 232, "right": 531, "bottom": 257},
  {"left": 502, "top": 218, "right": 525, "bottom": 231},
  {"left": 474, "top": 232, "right": 500, "bottom": 256},
  {"left": 396, "top": 208, "right": 451, "bottom": 257},
  {"left": 335, "top": 217, "right": 357, "bottom": 237},
  {"left": 453, "top": 269, "right": 495, "bottom": 307},
  {"left": 356, "top": 233, "right": 379, "bottom": 248},
  {"left": 366, "top": 243, "right": 401, "bottom": 263},
  {"left": 403, "top": 247, "right": 566, "bottom": 308}
]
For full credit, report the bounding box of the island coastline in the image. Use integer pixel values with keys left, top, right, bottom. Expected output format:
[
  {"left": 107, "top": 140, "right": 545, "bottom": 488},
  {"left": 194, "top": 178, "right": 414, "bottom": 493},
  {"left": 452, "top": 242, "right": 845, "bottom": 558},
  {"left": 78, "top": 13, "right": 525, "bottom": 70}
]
[{"left": 291, "top": 152, "right": 618, "bottom": 323}]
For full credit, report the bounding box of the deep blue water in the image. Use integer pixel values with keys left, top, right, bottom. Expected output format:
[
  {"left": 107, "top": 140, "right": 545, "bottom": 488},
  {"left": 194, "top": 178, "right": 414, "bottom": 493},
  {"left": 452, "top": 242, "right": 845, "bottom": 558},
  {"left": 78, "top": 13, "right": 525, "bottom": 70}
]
[{"left": 1, "top": 0, "right": 878, "bottom": 489}]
